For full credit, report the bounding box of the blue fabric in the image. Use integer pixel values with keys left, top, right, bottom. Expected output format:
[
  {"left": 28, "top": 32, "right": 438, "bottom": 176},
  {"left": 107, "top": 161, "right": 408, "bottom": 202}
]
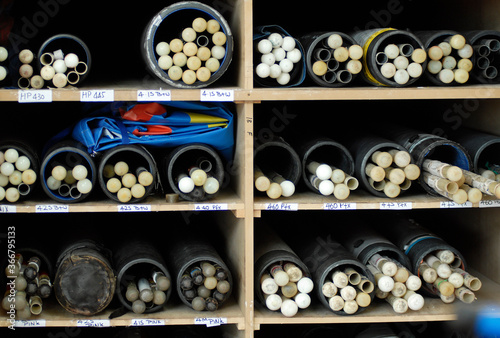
[{"left": 69, "top": 101, "right": 235, "bottom": 161}]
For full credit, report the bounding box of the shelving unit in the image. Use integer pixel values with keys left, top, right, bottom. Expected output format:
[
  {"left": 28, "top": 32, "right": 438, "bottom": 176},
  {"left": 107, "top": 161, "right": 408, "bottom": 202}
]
[{"left": 1, "top": 0, "right": 500, "bottom": 337}]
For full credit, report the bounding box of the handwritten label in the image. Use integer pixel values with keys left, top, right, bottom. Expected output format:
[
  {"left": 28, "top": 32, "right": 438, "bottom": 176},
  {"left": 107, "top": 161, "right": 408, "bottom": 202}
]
[
  {"left": 440, "top": 201, "right": 473, "bottom": 209},
  {"left": 194, "top": 203, "right": 228, "bottom": 211},
  {"left": 380, "top": 202, "right": 412, "bottom": 210},
  {"left": 324, "top": 202, "right": 357, "bottom": 210},
  {"left": 479, "top": 199, "right": 500, "bottom": 208},
  {"left": 200, "top": 89, "right": 234, "bottom": 102},
  {"left": 137, "top": 89, "right": 171, "bottom": 101},
  {"left": 18, "top": 90, "right": 52, "bottom": 103},
  {"left": 15, "top": 319, "right": 46, "bottom": 327},
  {"left": 80, "top": 89, "right": 114, "bottom": 102},
  {"left": 194, "top": 317, "right": 227, "bottom": 327},
  {"left": 76, "top": 319, "right": 110, "bottom": 327},
  {"left": 118, "top": 204, "right": 151, "bottom": 212},
  {"left": 265, "top": 202, "right": 298, "bottom": 211},
  {"left": 35, "top": 204, "right": 69, "bottom": 213},
  {"left": 0, "top": 205, "right": 16, "bottom": 213},
  {"left": 130, "top": 319, "right": 165, "bottom": 326}
]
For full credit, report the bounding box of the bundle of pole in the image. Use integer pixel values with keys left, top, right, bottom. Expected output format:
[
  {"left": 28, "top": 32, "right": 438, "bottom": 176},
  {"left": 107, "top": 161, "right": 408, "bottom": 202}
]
[
  {"left": 0, "top": 147, "right": 37, "bottom": 202},
  {"left": 260, "top": 262, "right": 314, "bottom": 317},
  {"left": 364, "top": 149, "right": 420, "bottom": 198},
  {"left": 179, "top": 261, "right": 231, "bottom": 311},
  {"left": 424, "top": 34, "right": 473, "bottom": 84},
  {"left": 2, "top": 253, "right": 52, "bottom": 319},
  {"left": 255, "top": 32, "right": 303, "bottom": 86},
  {"left": 0, "top": 46, "right": 8, "bottom": 84},
  {"left": 373, "top": 42, "right": 426, "bottom": 85},
  {"left": 176, "top": 158, "right": 220, "bottom": 198},
  {"left": 38, "top": 48, "right": 88, "bottom": 88},
  {"left": 366, "top": 254, "right": 425, "bottom": 314},
  {"left": 305, "top": 161, "right": 358, "bottom": 199},
  {"left": 421, "top": 159, "right": 500, "bottom": 203},
  {"left": 155, "top": 16, "right": 227, "bottom": 85},
  {"left": 125, "top": 271, "right": 171, "bottom": 314},
  {"left": 418, "top": 250, "right": 481, "bottom": 304},
  {"left": 104, "top": 161, "right": 155, "bottom": 203},
  {"left": 309, "top": 33, "right": 363, "bottom": 85},
  {"left": 46, "top": 163, "right": 93, "bottom": 201},
  {"left": 321, "top": 266, "right": 374, "bottom": 314},
  {"left": 254, "top": 165, "right": 295, "bottom": 199}
]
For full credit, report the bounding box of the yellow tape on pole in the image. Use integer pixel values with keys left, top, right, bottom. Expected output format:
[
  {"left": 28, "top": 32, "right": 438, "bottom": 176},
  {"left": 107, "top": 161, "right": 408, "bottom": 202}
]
[{"left": 361, "top": 28, "right": 396, "bottom": 86}]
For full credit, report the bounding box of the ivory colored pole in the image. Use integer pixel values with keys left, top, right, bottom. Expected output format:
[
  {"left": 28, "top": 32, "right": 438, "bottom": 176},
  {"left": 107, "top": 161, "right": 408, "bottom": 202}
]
[
  {"left": 261, "top": 273, "right": 279, "bottom": 295},
  {"left": 403, "top": 290, "right": 425, "bottom": 311},
  {"left": 448, "top": 272, "right": 464, "bottom": 288},
  {"left": 391, "top": 281, "right": 407, "bottom": 297},
  {"left": 284, "top": 262, "right": 303, "bottom": 283},
  {"left": 365, "top": 163, "right": 385, "bottom": 182},
  {"left": 371, "top": 151, "right": 392, "bottom": 168},
  {"left": 369, "top": 254, "right": 397, "bottom": 277},
  {"left": 348, "top": 45, "right": 363, "bottom": 60},
  {"left": 332, "top": 270, "right": 348, "bottom": 288},
  {"left": 461, "top": 183, "right": 482, "bottom": 203},
  {"left": 419, "top": 262, "right": 437, "bottom": 283},
  {"left": 384, "top": 44, "right": 400, "bottom": 59},
  {"left": 271, "top": 172, "right": 295, "bottom": 197},
  {"left": 393, "top": 266, "right": 410, "bottom": 283},
  {"left": 438, "top": 42, "right": 452, "bottom": 56},
  {"left": 428, "top": 46, "right": 444, "bottom": 61},
  {"left": 406, "top": 275, "right": 422, "bottom": 291},
  {"left": 422, "top": 159, "right": 463, "bottom": 182},
  {"left": 448, "top": 34, "right": 466, "bottom": 50},
  {"left": 454, "top": 69, "right": 469, "bottom": 84},
  {"left": 404, "top": 164, "right": 420, "bottom": 181},
  {"left": 383, "top": 181, "right": 401, "bottom": 198},
  {"left": 366, "top": 265, "right": 394, "bottom": 292},
  {"left": 340, "top": 285, "right": 357, "bottom": 301},
  {"left": 423, "top": 172, "right": 458, "bottom": 193},
  {"left": 327, "top": 34, "right": 343, "bottom": 49},
  {"left": 425, "top": 254, "right": 451, "bottom": 278},
  {"left": 266, "top": 182, "right": 282, "bottom": 199},
  {"left": 386, "top": 294, "right": 408, "bottom": 314},
  {"left": 333, "top": 47, "right": 349, "bottom": 62},
  {"left": 355, "top": 291, "right": 371, "bottom": 307},
  {"left": 435, "top": 249, "right": 455, "bottom": 264},
  {"left": 432, "top": 277, "right": 455, "bottom": 297},
  {"left": 330, "top": 168, "right": 346, "bottom": 184},
  {"left": 452, "top": 268, "right": 482, "bottom": 291},
  {"left": 455, "top": 286, "right": 476, "bottom": 304},
  {"left": 343, "top": 300, "right": 359, "bottom": 314},
  {"left": 270, "top": 264, "right": 289, "bottom": 286},
  {"left": 329, "top": 295, "right": 345, "bottom": 311},
  {"left": 388, "top": 149, "right": 411, "bottom": 168},
  {"left": 254, "top": 166, "right": 270, "bottom": 192},
  {"left": 322, "top": 281, "right": 338, "bottom": 297},
  {"left": 384, "top": 167, "right": 406, "bottom": 185},
  {"left": 333, "top": 183, "right": 350, "bottom": 200},
  {"left": 411, "top": 48, "right": 427, "bottom": 63},
  {"left": 380, "top": 62, "right": 396, "bottom": 78}
]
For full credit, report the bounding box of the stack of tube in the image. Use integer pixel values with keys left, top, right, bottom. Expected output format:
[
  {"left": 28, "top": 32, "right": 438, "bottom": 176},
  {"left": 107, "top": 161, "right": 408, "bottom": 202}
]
[
  {"left": 0, "top": 46, "right": 7, "bottom": 83},
  {"left": 39, "top": 48, "right": 88, "bottom": 88},
  {"left": 104, "top": 162, "right": 154, "bottom": 203},
  {"left": 180, "top": 261, "right": 231, "bottom": 311},
  {"left": 364, "top": 149, "right": 420, "bottom": 198},
  {"left": 306, "top": 161, "right": 358, "bottom": 199},
  {"left": 321, "top": 267, "right": 374, "bottom": 314},
  {"left": 468, "top": 34, "right": 500, "bottom": 82},
  {"left": 310, "top": 33, "right": 363, "bottom": 85},
  {"left": 177, "top": 160, "right": 220, "bottom": 197},
  {"left": 425, "top": 34, "right": 473, "bottom": 84},
  {"left": 0, "top": 148, "right": 37, "bottom": 202},
  {"left": 375, "top": 43, "right": 426, "bottom": 85},
  {"left": 366, "top": 254, "right": 424, "bottom": 314},
  {"left": 421, "top": 159, "right": 500, "bottom": 203},
  {"left": 47, "top": 164, "right": 92, "bottom": 201},
  {"left": 125, "top": 271, "right": 171, "bottom": 314},
  {"left": 16, "top": 49, "right": 43, "bottom": 89},
  {"left": 418, "top": 250, "right": 481, "bottom": 304},
  {"left": 155, "top": 17, "right": 227, "bottom": 85},
  {"left": 255, "top": 32, "right": 303, "bottom": 86},
  {"left": 2, "top": 253, "right": 52, "bottom": 319},
  {"left": 254, "top": 165, "right": 295, "bottom": 199},
  {"left": 260, "top": 262, "right": 313, "bottom": 317}
]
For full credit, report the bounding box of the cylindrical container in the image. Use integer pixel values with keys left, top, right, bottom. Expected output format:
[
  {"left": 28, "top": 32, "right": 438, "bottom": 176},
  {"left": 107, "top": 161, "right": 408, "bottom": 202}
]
[
  {"left": 381, "top": 125, "right": 472, "bottom": 195},
  {"left": 449, "top": 127, "right": 500, "bottom": 174},
  {"left": 164, "top": 234, "right": 232, "bottom": 311},
  {"left": 301, "top": 31, "right": 362, "bottom": 87},
  {"left": 37, "top": 34, "right": 91, "bottom": 84},
  {"left": 40, "top": 140, "right": 97, "bottom": 203},
  {"left": 350, "top": 28, "right": 427, "bottom": 87},
  {"left": 54, "top": 239, "right": 115, "bottom": 316},
  {"left": 379, "top": 216, "right": 466, "bottom": 297},
  {"left": 113, "top": 239, "right": 172, "bottom": 314},
  {"left": 0, "top": 139, "right": 40, "bottom": 201},
  {"left": 253, "top": 25, "right": 306, "bottom": 87},
  {"left": 295, "top": 137, "right": 355, "bottom": 194},
  {"left": 254, "top": 223, "right": 312, "bottom": 308},
  {"left": 290, "top": 231, "right": 375, "bottom": 315},
  {"left": 413, "top": 30, "right": 475, "bottom": 86},
  {"left": 254, "top": 137, "right": 302, "bottom": 190},
  {"left": 142, "top": 1, "right": 233, "bottom": 88},
  {"left": 337, "top": 217, "right": 411, "bottom": 271},
  {"left": 343, "top": 133, "right": 409, "bottom": 197},
  {"left": 98, "top": 144, "right": 157, "bottom": 204},
  {"left": 464, "top": 30, "right": 500, "bottom": 84},
  {"left": 161, "top": 143, "right": 224, "bottom": 202}
]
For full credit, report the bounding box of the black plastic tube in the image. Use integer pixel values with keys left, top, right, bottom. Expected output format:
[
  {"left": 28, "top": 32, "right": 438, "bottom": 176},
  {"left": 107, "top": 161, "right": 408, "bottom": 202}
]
[
  {"left": 254, "top": 223, "right": 311, "bottom": 307},
  {"left": 343, "top": 133, "right": 409, "bottom": 197},
  {"left": 301, "top": 31, "right": 360, "bottom": 87},
  {"left": 0, "top": 139, "right": 40, "bottom": 201},
  {"left": 378, "top": 216, "right": 466, "bottom": 297},
  {"left": 290, "top": 231, "right": 375, "bottom": 315},
  {"left": 113, "top": 239, "right": 172, "bottom": 313},
  {"left": 40, "top": 140, "right": 97, "bottom": 203},
  {"left": 380, "top": 125, "right": 472, "bottom": 196},
  {"left": 98, "top": 144, "right": 157, "bottom": 204},
  {"left": 254, "top": 137, "right": 302, "bottom": 187},
  {"left": 161, "top": 143, "right": 224, "bottom": 202},
  {"left": 464, "top": 30, "right": 500, "bottom": 83},
  {"left": 54, "top": 239, "right": 115, "bottom": 316},
  {"left": 295, "top": 137, "right": 355, "bottom": 194},
  {"left": 350, "top": 28, "right": 426, "bottom": 87},
  {"left": 142, "top": 1, "right": 233, "bottom": 88}
]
